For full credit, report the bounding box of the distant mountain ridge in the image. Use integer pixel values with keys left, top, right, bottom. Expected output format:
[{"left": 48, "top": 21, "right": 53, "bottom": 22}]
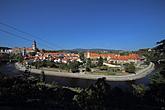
[
  {"left": 0, "top": 46, "right": 131, "bottom": 54},
  {"left": 71, "top": 48, "right": 125, "bottom": 53}
]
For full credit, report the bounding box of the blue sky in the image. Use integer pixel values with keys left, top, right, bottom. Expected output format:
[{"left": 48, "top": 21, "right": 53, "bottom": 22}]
[{"left": 0, "top": 0, "right": 165, "bottom": 50}]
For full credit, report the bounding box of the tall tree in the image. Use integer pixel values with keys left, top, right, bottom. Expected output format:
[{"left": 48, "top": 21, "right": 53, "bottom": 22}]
[
  {"left": 69, "top": 61, "right": 80, "bottom": 73},
  {"left": 79, "top": 52, "right": 85, "bottom": 62},
  {"left": 125, "top": 63, "right": 135, "bottom": 73},
  {"left": 97, "top": 57, "right": 103, "bottom": 67},
  {"left": 86, "top": 58, "right": 92, "bottom": 68},
  {"left": 156, "top": 39, "right": 165, "bottom": 52}
]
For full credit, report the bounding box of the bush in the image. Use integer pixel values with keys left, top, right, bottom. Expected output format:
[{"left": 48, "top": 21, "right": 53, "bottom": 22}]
[
  {"left": 74, "top": 78, "right": 110, "bottom": 110},
  {"left": 69, "top": 61, "right": 80, "bottom": 73},
  {"left": 86, "top": 67, "right": 91, "bottom": 72},
  {"left": 125, "top": 63, "right": 135, "bottom": 73},
  {"left": 99, "top": 65, "right": 108, "bottom": 71}
]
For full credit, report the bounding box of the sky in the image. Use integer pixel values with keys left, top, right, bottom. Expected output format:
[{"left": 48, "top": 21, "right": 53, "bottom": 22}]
[{"left": 0, "top": 0, "right": 165, "bottom": 50}]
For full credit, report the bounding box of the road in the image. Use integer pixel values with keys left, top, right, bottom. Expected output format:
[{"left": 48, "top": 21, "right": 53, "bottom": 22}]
[{"left": 15, "top": 62, "right": 155, "bottom": 81}]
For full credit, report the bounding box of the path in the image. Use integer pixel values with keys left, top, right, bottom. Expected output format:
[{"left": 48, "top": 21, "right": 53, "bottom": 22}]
[{"left": 15, "top": 62, "right": 155, "bottom": 81}]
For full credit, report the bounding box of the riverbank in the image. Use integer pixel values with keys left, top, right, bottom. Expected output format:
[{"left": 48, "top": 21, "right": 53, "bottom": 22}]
[{"left": 15, "top": 62, "right": 155, "bottom": 81}]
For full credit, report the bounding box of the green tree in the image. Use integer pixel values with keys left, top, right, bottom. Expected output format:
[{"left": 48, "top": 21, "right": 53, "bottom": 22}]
[
  {"left": 74, "top": 78, "right": 110, "bottom": 110},
  {"left": 59, "top": 63, "right": 70, "bottom": 71},
  {"left": 41, "top": 70, "right": 45, "bottom": 82},
  {"left": 103, "top": 58, "right": 107, "bottom": 62},
  {"left": 29, "top": 52, "right": 36, "bottom": 56},
  {"left": 132, "top": 84, "right": 146, "bottom": 97},
  {"left": 86, "top": 58, "right": 92, "bottom": 68},
  {"left": 144, "top": 39, "right": 165, "bottom": 62},
  {"left": 69, "top": 61, "right": 80, "bottom": 73},
  {"left": 79, "top": 52, "right": 85, "bottom": 62},
  {"left": 99, "top": 65, "right": 108, "bottom": 71},
  {"left": 150, "top": 69, "right": 165, "bottom": 86},
  {"left": 85, "top": 67, "right": 91, "bottom": 72},
  {"left": 15, "top": 54, "right": 24, "bottom": 62},
  {"left": 34, "top": 61, "right": 40, "bottom": 69},
  {"left": 97, "top": 57, "right": 103, "bottom": 67},
  {"left": 156, "top": 39, "right": 165, "bottom": 53},
  {"left": 149, "top": 70, "right": 165, "bottom": 105},
  {"left": 125, "top": 63, "right": 135, "bottom": 73},
  {"left": 46, "top": 61, "right": 54, "bottom": 68}
]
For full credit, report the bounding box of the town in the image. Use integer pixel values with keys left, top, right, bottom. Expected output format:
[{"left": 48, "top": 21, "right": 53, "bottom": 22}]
[
  {"left": 0, "top": 39, "right": 164, "bottom": 110},
  {"left": 1, "top": 0, "right": 165, "bottom": 109},
  {"left": 0, "top": 40, "right": 148, "bottom": 75}
]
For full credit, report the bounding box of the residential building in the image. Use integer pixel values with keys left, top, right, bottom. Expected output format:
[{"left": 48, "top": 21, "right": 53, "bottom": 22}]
[
  {"left": 85, "top": 52, "right": 140, "bottom": 64},
  {"left": 12, "top": 40, "right": 37, "bottom": 55},
  {"left": 0, "top": 47, "right": 12, "bottom": 54}
]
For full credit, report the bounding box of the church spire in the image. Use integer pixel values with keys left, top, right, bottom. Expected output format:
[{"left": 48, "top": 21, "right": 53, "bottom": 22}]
[{"left": 32, "top": 40, "right": 37, "bottom": 50}]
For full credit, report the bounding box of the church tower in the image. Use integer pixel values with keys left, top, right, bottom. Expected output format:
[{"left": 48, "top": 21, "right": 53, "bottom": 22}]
[
  {"left": 32, "top": 40, "right": 37, "bottom": 50},
  {"left": 87, "top": 51, "right": 90, "bottom": 58}
]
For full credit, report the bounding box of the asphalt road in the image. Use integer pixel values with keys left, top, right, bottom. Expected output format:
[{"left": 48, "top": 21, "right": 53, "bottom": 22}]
[{"left": 15, "top": 62, "right": 155, "bottom": 81}]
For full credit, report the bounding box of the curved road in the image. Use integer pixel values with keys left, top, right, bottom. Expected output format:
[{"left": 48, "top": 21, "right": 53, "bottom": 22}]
[{"left": 15, "top": 62, "right": 155, "bottom": 81}]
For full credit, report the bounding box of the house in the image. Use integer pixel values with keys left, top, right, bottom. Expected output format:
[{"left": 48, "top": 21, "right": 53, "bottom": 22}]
[
  {"left": 36, "top": 52, "right": 81, "bottom": 63},
  {"left": 85, "top": 52, "right": 140, "bottom": 64},
  {"left": 0, "top": 47, "right": 12, "bottom": 54}
]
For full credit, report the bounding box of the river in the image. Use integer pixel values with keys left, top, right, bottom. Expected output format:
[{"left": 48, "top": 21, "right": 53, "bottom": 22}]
[{"left": 1, "top": 63, "right": 157, "bottom": 89}]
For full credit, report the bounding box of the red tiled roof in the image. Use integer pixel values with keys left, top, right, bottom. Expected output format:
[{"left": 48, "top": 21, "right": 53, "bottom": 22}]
[
  {"left": 86, "top": 52, "right": 140, "bottom": 61},
  {"left": 26, "top": 48, "right": 33, "bottom": 51}
]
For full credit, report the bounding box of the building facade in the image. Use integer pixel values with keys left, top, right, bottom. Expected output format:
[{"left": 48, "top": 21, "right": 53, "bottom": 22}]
[
  {"left": 12, "top": 40, "right": 37, "bottom": 55},
  {"left": 0, "top": 47, "right": 12, "bottom": 54},
  {"left": 85, "top": 52, "right": 140, "bottom": 64}
]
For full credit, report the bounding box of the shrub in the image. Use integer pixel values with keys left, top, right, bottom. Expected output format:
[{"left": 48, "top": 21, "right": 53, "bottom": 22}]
[{"left": 125, "top": 63, "right": 135, "bottom": 73}]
